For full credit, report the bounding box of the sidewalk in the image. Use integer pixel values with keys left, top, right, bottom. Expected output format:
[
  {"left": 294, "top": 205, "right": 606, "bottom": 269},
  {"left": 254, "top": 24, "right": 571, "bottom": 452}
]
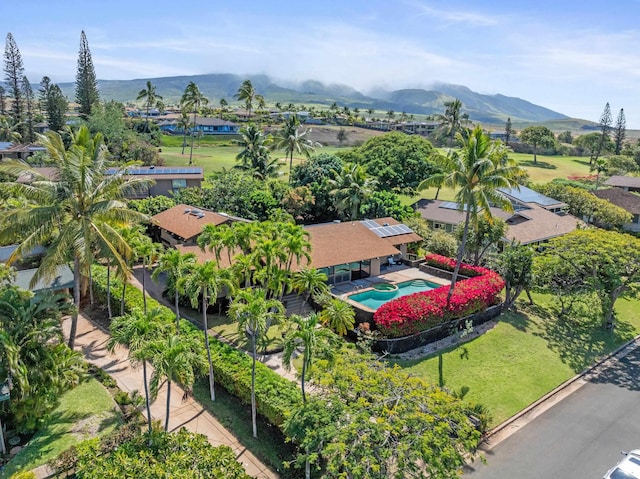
[{"left": 60, "top": 313, "right": 279, "bottom": 479}]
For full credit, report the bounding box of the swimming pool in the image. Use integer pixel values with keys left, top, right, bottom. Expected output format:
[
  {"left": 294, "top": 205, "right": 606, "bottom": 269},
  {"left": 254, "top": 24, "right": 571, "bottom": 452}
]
[{"left": 347, "top": 279, "right": 441, "bottom": 311}]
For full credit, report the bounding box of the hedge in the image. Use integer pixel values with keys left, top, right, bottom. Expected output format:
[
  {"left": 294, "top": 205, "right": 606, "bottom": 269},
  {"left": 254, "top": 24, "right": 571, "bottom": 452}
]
[
  {"left": 90, "top": 265, "right": 301, "bottom": 429},
  {"left": 374, "top": 254, "right": 504, "bottom": 338}
]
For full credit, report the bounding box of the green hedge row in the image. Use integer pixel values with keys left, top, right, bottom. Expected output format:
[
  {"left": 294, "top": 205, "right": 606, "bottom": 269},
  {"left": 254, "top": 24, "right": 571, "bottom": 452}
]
[{"left": 90, "top": 265, "right": 301, "bottom": 428}]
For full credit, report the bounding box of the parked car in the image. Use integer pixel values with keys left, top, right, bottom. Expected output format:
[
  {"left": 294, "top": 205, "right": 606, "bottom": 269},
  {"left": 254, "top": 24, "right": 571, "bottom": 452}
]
[{"left": 603, "top": 450, "right": 640, "bottom": 479}]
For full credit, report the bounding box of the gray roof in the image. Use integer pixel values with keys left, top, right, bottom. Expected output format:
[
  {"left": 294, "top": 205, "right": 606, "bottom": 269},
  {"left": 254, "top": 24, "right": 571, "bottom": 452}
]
[
  {"left": 0, "top": 244, "right": 46, "bottom": 263},
  {"left": 605, "top": 175, "right": 640, "bottom": 188},
  {"left": 498, "top": 185, "right": 566, "bottom": 208},
  {"left": 13, "top": 265, "right": 74, "bottom": 292}
]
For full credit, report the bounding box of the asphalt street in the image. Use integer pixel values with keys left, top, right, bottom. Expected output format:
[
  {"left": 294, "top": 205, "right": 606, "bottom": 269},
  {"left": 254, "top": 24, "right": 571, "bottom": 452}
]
[{"left": 465, "top": 346, "right": 640, "bottom": 479}]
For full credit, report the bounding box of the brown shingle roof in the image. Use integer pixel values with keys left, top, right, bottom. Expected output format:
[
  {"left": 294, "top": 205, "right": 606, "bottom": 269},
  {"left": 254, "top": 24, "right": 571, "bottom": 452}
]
[
  {"left": 152, "top": 204, "right": 232, "bottom": 240},
  {"left": 503, "top": 204, "right": 582, "bottom": 244},
  {"left": 593, "top": 188, "right": 640, "bottom": 215},
  {"left": 413, "top": 199, "right": 512, "bottom": 224},
  {"left": 605, "top": 175, "right": 640, "bottom": 188},
  {"left": 175, "top": 244, "right": 238, "bottom": 269}
]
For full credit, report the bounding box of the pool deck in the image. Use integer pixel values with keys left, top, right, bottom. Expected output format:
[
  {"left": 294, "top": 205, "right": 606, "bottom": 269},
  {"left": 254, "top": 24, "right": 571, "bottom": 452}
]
[{"left": 332, "top": 266, "right": 450, "bottom": 298}]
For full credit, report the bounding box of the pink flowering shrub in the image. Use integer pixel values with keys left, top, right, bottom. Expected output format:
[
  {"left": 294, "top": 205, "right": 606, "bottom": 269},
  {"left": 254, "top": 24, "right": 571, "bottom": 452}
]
[{"left": 373, "top": 255, "right": 505, "bottom": 338}]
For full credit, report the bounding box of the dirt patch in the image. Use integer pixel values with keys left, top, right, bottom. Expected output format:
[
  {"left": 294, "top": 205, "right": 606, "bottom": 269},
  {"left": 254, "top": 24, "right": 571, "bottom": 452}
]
[{"left": 265, "top": 125, "right": 384, "bottom": 147}]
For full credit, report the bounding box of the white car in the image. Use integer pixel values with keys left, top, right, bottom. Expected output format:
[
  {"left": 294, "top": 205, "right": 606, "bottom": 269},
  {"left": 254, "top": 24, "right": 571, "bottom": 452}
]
[{"left": 604, "top": 450, "right": 640, "bottom": 479}]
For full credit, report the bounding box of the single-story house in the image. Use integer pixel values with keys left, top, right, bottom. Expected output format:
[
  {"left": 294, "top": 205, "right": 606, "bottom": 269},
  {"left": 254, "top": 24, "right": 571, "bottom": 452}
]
[
  {"left": 0, "top": 142, "right": 47, "bottom": 160},
  {"left": 604, "top": 175, "right": 640, "bottom": 193},
  {"left": 159, "top": 117, "right": 239, "bottom": 135},
  {"left": 414, "top": 185, "right": 582, "bottom": 246},
  {"left": 12, "top": 265, "right": 74, "bottom": 293},
  {"left": 592, "top": 188, "right": 640, "bottom": 232},
  {"left": 106, "top": 166, "right": 204, "bottom": 199},
  {"left": 152, "top": 204, "right": 247, "bottom": 247},
  {"left": 176, "top": 217, "right": 422, "bottom": 285}
]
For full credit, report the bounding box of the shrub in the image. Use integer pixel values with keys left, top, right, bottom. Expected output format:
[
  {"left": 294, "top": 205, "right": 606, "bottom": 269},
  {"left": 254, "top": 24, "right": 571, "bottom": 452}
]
[
  {"left": 374, "top": 255, "right": 504, "bottom": 338},
  {"left": 10, "top": 472, "right": 37, "bottom": 479}
]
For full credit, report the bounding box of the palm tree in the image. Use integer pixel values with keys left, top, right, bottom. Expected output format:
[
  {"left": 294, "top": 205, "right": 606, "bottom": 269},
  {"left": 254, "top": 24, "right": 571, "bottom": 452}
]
[
  {"left": 320, "top": 298, "right": 355, "bottom": 336},
  {"left": 0, "top": 116, "right": 22, "bottom": 142},
  {"left": 0, "top": 127, "right": 151, "bottom": 349},
  {"left": 328, "top": 163, "right": 376, "bottom": 220},
  {"left": 148, "top": 333, "right": 207, "bottom": 431},
  {"left": 134, "top": 237, "right": 162, "bottom": 314},
  {"left": 152, "top": 249, "right": 196, "bottom": 330},
  {"left": 291, "top": 268, "right": 329, "bottom": 314},
  {"left": 234, "top": 79, "right": 263, "bottom": 119},
  {"left": 117, "top": 225, "right": 145, "bottom": 316},
  {"left": 179, "top": 261, "right": 234, "bottom": 401},
  {"left": 272, "top": 114, "right": 321, "bottom": 179},
  {"left": 418, "top": 126, "right": 524, "bottom": 303},
  {"left": 434, "top": 98, "right": 470, "bottom": 147},
  {"left": 228, "top": 288, "right": 284, "bottom": 438},
  {"left": 181, "top": 82, "right": 209, "bottom": 165},
  {"left": 234, "top": 124, "right": 279, "bottom": 179},
  {"left": 136, "top": 81, "right": 162, "bottom": 133},
  {"left": 107, "top": 308, "right": 171, "bottom": 434},
  {"left": 592, "top": 157, "right": 609, "bottom": 190},
  {"left": 176, "top": 111, "right": 192, "bottom": 155}
]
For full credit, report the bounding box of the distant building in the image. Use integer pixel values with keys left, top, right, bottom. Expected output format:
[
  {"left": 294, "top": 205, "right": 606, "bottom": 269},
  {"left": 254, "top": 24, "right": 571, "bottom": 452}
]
[
  {"left": 158, "top": 117, "right": 239, "bottom": 135},
  {"left": 0, "top": 142, "right": 46, "bottom": 160},
  {"left": 592, "top": 188, "right": 640, "bottom": 232},
  {"left": 604, "top": 175, "right": 640, "bottom": 193},
  {"left": 105, "top": 166, "right": 204, "bottom": 199}
]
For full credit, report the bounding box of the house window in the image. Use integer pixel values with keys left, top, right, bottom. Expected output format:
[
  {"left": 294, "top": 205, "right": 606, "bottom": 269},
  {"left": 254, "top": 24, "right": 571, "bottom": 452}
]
[
  {"left": 433, "top": 222, "right": 445, "bottom": 230},
  {"left": 172, "top": 179, "right": 187, "bottom": 189}
]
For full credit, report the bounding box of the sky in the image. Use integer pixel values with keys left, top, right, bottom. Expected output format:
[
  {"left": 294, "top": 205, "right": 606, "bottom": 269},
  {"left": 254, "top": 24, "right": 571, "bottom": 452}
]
[{"left": 4, "top": 0, "right": 640, "bottom": 127}]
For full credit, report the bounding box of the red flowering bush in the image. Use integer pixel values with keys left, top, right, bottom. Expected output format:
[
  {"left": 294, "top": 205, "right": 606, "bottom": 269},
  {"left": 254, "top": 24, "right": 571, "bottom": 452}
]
[{"left": 374, "top": 256, "right": 505, "bottom": 338}]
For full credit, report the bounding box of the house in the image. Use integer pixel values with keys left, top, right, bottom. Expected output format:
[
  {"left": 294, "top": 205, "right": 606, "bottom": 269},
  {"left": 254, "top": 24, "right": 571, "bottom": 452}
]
[
  {"left": 592, "top": 188, "right": 640, "bottom": 232},
  {"left": 0, "top": 142, "right": 47, "bottom": 160},
  {"left": 105, "top": 166, "right": 204, "bottom": 199},
  {"left": 604, "top": 175, "right": 640, "bottom": 193},
  {"left": 176, "top": 217, "right": 422, "bottom": 285},
  {"left": 12, "top": 265, "right": 74, "bottom": 294},
  {"left": 152, "top": 204, "right": 247, "bottom": 247},
  {"left": 414, "top": 185, "right": 582, "bottom": 246},
  {"left": 159, "top": 118, "right": 239, "bottom": 135}
]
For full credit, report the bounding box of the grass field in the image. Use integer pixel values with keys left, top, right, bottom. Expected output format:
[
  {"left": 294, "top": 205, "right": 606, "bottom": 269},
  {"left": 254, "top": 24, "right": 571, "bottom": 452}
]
[
  {"left": 1, "top": 379, "right": 122, "bottom": 478},
  {"left": 393, "top": 294, "right": 640, "bottom": 427}
]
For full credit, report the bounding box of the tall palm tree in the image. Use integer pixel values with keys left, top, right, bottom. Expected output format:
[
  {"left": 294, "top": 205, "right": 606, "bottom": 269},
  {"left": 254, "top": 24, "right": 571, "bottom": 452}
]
[
  {"left": 291, "top": 268, "right": 329, "bottom": 314},
  {"left": 419, "top": 126, "right": 524, "bottom": 303},
  {"left": 152, "top": 249, "right": 196, "bottom": 330},
  {"left": 136, "top": 81, "right": 162, "bottom": 133},
  {"left": 148, "top": 333, "right": 207, "bottom": 431},
  {"left": 228, "top": 288, "right": 284, "bottom": 438},
  {"left": 0, "top": 127, "right": 151, "bottom": 348},
  {"left": 434, "top": 98, "right": 470, "bottom": 147},
  {"left": 176, "top": 111, "right": 192, "bottom": 155},
  {"left": 328, "top": 163, "right": 377, "bottom": 220},
  {"left": 117, "top": 224, "right": 145, "bottom": 316},
  {"left": 134, "top": 237, "right": 162, "bottom": 314},
  {"left": 281, "top": 222, "right": 311, "bottom": 273},
  {"left": 272, "top": 114, "right": 321, "bottom": 179},
  {"left": 234, "top": 124, "right": 279, "bottom": 179},
  {"left": 234, "top": 79, "right": 263, "bottom": 119},
  {"left": 179, "top": 261, "right": 234, "bottom": 401},
  {"left": 0, "top": 116, "right": 22, "bottom": 142},
  {"left": 181, "top": 82, "right": 209, "bottom": 165},
  {"left": 320, "top": 298, "right": 355, "bottom": 336},
  {"left": 107, "top": 308, "right": 171, "bottom": 434}
]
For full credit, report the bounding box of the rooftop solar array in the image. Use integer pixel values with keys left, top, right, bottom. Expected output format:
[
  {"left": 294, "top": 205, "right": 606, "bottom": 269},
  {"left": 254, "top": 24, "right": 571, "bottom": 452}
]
[
  {"left": 498, "top": 185, "right": 561, "bottom": 206},
  {"left": 106, "top": 167, "right": 203, "bottom": 175},
  {"left": 360, "top": 220, "right": 414, "bottom": 238}
]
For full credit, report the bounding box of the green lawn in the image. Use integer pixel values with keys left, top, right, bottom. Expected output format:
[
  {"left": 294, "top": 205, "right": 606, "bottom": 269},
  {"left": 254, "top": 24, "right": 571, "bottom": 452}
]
[
  {"left": 1, "top": 379, "right": 122, "bottom": 478},
  {"left": 393, "top": 294, "right": 640, "bottom": 427}
]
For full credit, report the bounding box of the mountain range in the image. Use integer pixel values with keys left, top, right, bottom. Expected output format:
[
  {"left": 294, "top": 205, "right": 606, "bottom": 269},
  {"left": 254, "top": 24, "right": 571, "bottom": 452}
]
[{"left": 55, "top": 73, "right": 568, "bottom": 125}]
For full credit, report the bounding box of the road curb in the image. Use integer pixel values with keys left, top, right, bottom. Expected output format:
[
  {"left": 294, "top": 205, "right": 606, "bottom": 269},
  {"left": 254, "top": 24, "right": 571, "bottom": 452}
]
[{"left": 480, "top": 333, "right": 640, "bottom": 450}]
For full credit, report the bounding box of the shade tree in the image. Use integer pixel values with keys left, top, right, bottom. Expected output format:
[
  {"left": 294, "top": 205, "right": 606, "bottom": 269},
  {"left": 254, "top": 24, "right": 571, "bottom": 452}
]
[{"left": 519, "top": 126, "right": 556, "bottom": 164}]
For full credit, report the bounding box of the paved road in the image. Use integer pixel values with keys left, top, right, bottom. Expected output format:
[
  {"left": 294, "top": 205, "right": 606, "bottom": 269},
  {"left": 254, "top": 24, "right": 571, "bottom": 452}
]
[{"left": 465, "top": 346, "right": 640, "bottom": 479}]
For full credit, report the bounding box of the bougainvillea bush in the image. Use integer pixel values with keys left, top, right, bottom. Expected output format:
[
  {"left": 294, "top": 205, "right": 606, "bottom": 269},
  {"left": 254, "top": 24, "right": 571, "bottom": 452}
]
[{"left": 374, "top": 254, "right": 504, "bottom": 338}]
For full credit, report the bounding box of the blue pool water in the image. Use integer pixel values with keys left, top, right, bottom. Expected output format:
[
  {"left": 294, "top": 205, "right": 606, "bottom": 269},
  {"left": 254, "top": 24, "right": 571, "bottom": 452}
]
[{"left": 348, "top": 279, "right": 440, "bottom": 310}]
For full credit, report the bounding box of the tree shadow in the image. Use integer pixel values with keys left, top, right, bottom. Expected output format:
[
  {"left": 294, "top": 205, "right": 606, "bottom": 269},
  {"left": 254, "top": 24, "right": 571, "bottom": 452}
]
[
  {"left": 530, "top": 298, "right": 635, "bottom": 373},
  {"left": 499, "top": 309, "right": 532, "bottom": 332},
  {"left": 587, "top": 347, "right": 640, "bottom": 391},
  {"left": 518, "top": 160, "right": 557, "bottom": 169}
]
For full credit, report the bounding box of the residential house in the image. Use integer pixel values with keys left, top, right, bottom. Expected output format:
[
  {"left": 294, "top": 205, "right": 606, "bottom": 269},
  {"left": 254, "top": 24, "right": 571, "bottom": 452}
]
[
  {"left": 105, "top": 166, "right": 204, "bottom": 199},
  {"left": 152, "top": 204, "right": 247, "bottom": 247},
  {"left": 414, "top": 185, "right": 582, "bottom": 246},
  {"left": 592, "top": 188, "right": 640, "bottom": 232},
  {"left": 159, "top": 118, "right": 239, "bottom": 135},
  {"left": 604, "top": 175, "right": 640, "bottom": 193},
  {"left": 1, "top": 244, "right": 74, "bottom": 294},
  {"left": 0, "top": 142, "right": 47, "bottom": 160}
]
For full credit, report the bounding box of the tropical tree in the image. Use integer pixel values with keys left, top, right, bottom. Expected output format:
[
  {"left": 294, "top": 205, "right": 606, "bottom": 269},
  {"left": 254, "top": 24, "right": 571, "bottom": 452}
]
[
  {"left": 283, "top": 313, "right": 335, "bottom": 403},
  {"left": 613, "top": 108, "right": 626, "bottom": 155},
  {"left": 107, "top": 308, "right": 170, "bottom": 434},
  {"left": 291, "top": 268, "right": 328, "bottom": 313},
  {"left": 320, "top": 298, "right": 355, "bottom": 336},
  {"left": 272, "top": 113, "right": 320, "bottom": 178},
  {"left": 75, "top": 30, "right": 99, "bottom": 118},
  {"left": 0, "top": 116, "right": 21, "bottom": 142},
  {"left": 234, "top": 124, "right": 279, "bottom": 179},
  {"left": 134, "top": 237, "right": 162, "bottom": 314},
  {"left": 148, "top": 333, "right": 207, "bottom": 431},
  {"left": 137, "top": 81, "right": 163, "bottom": 133},
  {"left": 434, "top": 98, "right": 470, "bottom": 146},
  {"left": 152, "top": 249, "right": 196, "bottom": 330},
  {"left": 117, "top": 224, "right": 145, "bottom": 316},
  {"left": 228, "top": 287, "right": 284, "bottom": 438},
  {"left": 179, "top": 261, "right": 234, "bottom": 401},
  {"left": 234, "top": 79, "right": 263, "bottom": 119},
  {"left": 328, "top": 163, "right": 376, "bottom": 220},
  {"left": 0, "top": 126, "right": 151, "bottom": 348},
  {"left": 592, "top": 156, "right": 609, "bottom": 190},
  {"left": 176, "top": 111, "right": 192, "bottom": 155},
  {"left": 181, "top": 82, "right": 208, "bottom": 165},
  {"left": 418, "top": 126, "right": 524, "bottom": 303},
  {"left": 519, "top": 126, "right": 556, "bottom": 164},
  {"left": 4, "top": 33, "right": 25, "bottom": 138}
]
